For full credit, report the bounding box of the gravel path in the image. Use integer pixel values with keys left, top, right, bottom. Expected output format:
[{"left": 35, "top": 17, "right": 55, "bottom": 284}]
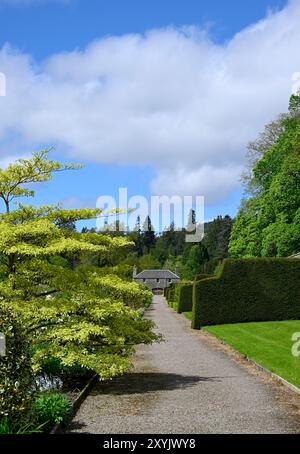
[{"left": 69, "top": 296, "right": 300, "bottom": 434}]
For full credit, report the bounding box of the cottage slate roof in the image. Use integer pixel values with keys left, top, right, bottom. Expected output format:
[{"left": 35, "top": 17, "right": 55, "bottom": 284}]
[{"left": 134, "top": 269, "right": 180, "bottom": 279}]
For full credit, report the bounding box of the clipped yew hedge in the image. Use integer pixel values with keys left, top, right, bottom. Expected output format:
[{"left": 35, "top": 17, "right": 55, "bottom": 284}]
[
  {"left": 165, "top": 283, "right": 175, "bottom": 306},
  {"left": 192, "top": 258, "right": 300, "bottom": 329},
  {"left": 177, "top": 275, "right": 211, "bottom": 314},
  {"left": 177, "top": 283, "right": 193, "bottom": 314},
  {"left": 194, "top": 273, "right": 211, "bottom": 282},
  {"left": 164, "top": 287, "right": 169, "bottom": 300},
  {"left": 165, "top": 281, "right": 193, "bottom": 310}
]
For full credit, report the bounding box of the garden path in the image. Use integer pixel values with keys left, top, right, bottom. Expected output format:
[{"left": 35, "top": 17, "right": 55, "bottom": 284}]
[{"left": 68, "top": 296, "right": 300, "bottom": 434}]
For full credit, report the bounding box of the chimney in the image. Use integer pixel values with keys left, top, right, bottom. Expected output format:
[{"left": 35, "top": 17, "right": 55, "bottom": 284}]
[{"left": 175, "top": 265, "right": 180, "bottom": 278}]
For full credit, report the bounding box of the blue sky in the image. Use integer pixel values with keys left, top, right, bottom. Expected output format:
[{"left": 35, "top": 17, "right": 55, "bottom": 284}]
[
  {"left": 0, "top": 0, "right": 287, "bottom": 60},
  {"left": 0, "top": 0, "right": 298, "bottom": 230}
]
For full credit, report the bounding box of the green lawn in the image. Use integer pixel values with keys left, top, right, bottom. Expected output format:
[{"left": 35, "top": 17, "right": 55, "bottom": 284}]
[
  {"left": 183, "top": 312, "right": 193, "bottom": 320},
  {"left": 204, "top": 321, "right": 300, "bottom": 389}
]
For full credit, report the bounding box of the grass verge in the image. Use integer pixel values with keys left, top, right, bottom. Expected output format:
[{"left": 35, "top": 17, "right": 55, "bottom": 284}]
[
  {"left": 183, "top": 312, "right": 192, "bottom": 320},
  {"left": 204, "top": 320, "right": 300, "bottom": 389}
]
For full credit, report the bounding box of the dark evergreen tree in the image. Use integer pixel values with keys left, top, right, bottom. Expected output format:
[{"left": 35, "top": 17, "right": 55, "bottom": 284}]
[{"left": 141, "top": 216, "right": 156, "bottom": 253}]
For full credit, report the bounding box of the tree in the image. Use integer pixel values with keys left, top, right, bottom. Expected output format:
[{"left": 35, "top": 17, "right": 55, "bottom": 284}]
[
  {"left": 0, "top": 149, "right": 81, "bottom": 213},
  {"left": 242, "top": 114, "right": 288, "bottom": 195},
  {"left": 181, "top": 243, "right": 209, "bottom": 280},
  {"left": 228, "top": 199, "right": 263, "bottom": 258},
  {"left": 0, "top": 150, "right": 159, "bottom": 380},
  {"left": 152, "top": 223, "right": 185, "bottom": 265},
  {"left": 128, "top": 216, "right": 143, "bottom": 257},
  {"left": 141, "top": 216, "right": 156, "bottom": 253},
  {"left": 229, "top": 94, "right": 300, "bottom": 258},
  {"left": 202, "top": 216, "right": 233, "bottom": 262},
  {"left": 186, "top": 209, "right": 196, "bottom": 234},
  {"left": 138, "top": 254, "right": 161, "bottom": 272}
]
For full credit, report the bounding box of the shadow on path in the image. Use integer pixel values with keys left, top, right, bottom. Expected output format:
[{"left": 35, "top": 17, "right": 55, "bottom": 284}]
[{"left": 90, "top": 372, "right": 221, "bottom": 396}]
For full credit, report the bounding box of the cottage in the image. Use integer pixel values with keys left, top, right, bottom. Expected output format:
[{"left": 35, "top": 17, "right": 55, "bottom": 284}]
[{"left": 133, "top": 268, "right": 180, "bottom": 294}]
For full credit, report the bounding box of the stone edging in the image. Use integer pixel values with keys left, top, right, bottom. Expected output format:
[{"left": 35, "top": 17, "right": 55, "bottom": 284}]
[{"left": 50, "top": 374, "right": 98, "bottom": 434}]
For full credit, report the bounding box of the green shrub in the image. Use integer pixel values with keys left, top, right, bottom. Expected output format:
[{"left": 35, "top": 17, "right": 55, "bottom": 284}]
[
  {"left": 176, "top": 276, "right": 210, "bottom": 315},
  {"left": 0, "top": 306, "right": 34, "bottom": 425},
  {"left": 33, "top": 392, "right": 72, "bottom": 431},
  {"left": 173, "top": 282, "right": 185, "bottom": 302},
  {"left": 192, "top": 258, "right": 300, "bottom": 329},
  {"left": 0, "top": 416, "right": 10, "bottom": 434},
  {"left": 172, "top": 302, "right": 179, "bottom": 311},
  {"left": 169, "top": 284, "right": 176, "bottom": 302},
  {"left": 177, "top": 284, "right": 193, "bottom": 314},
  {"left": 165, "top": 283, "right": 175, "bottom": 303},
  {"left": 37, "top": 352, "right": 90, "bottom": 378}
]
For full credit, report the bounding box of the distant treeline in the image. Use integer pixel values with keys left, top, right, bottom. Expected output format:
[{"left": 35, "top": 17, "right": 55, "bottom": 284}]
[{"left": 80, "top": 214, "right": 234, "bottom": 280}]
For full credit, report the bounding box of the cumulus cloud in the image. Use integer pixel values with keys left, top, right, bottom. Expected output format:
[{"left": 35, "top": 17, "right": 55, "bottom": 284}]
[
  {"left": 0, "top": 0, "right": 300, "bottom": 202},
  {"left": 151, "top": 164, "right": 244, "bottom": 202}
]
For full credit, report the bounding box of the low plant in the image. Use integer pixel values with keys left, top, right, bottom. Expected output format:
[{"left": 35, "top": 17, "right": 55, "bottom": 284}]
[
  {"left": 0, "top": 417, "right": 10, "bottom": 434},
  {"left": 33, "top": 392, "right": 72, "bottom": 431},
  {"left": 0, "top": 416, "right": 44, "bottom": 434}
]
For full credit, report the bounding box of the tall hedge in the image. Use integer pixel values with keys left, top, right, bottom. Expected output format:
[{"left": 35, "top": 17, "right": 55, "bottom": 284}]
[
  {"left": 192, "top": 258, "right": 300, "bottom": 329},
  {"left": 177, "top": 284, "right": 193, "bottom": 314},
  {"left": 194, "top": 273, "right": 211, "bottom": 282},
  {"left": 166, "top": 283, "right": 175, "bottom": 305},
  {"left": 177, "top": 275, "right": 211, "bottom": 314},
  {"left": 164, "top": 287, "right": 169, "bottom": 302}
]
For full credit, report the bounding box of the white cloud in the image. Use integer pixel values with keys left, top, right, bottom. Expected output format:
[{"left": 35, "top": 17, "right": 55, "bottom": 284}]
[
  {"left": 0, "top": 0, "right": 300, "bottom": 203},
  {"left": 151, "top": 164, "right": 244, "bottom": 203},
  {"left": 0, "top": 154, "right": 29, "bottom": 169}
]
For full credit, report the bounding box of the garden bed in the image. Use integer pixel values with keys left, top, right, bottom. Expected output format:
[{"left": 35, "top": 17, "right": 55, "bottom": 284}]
[{"left": 50, "top": 374, "right": 98, "bottom": 434}]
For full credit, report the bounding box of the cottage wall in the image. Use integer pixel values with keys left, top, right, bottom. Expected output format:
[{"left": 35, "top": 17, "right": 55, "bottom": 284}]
[{"left": 134, "top": 277, "right": 180, "bottom": 291}]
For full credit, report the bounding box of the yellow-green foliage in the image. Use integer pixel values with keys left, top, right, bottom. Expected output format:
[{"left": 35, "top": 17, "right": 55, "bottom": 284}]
[
  {"left": 0, "top": 149, "right": 82, "bottom": 213},
  {"left": 0, "top": 150, "right": 158, "bottom": 379}
]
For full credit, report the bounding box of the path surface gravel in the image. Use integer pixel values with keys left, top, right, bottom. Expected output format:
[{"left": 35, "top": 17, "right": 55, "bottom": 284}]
[{"left": 68, "top": 296, "right": 300, "bottom": 434}]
